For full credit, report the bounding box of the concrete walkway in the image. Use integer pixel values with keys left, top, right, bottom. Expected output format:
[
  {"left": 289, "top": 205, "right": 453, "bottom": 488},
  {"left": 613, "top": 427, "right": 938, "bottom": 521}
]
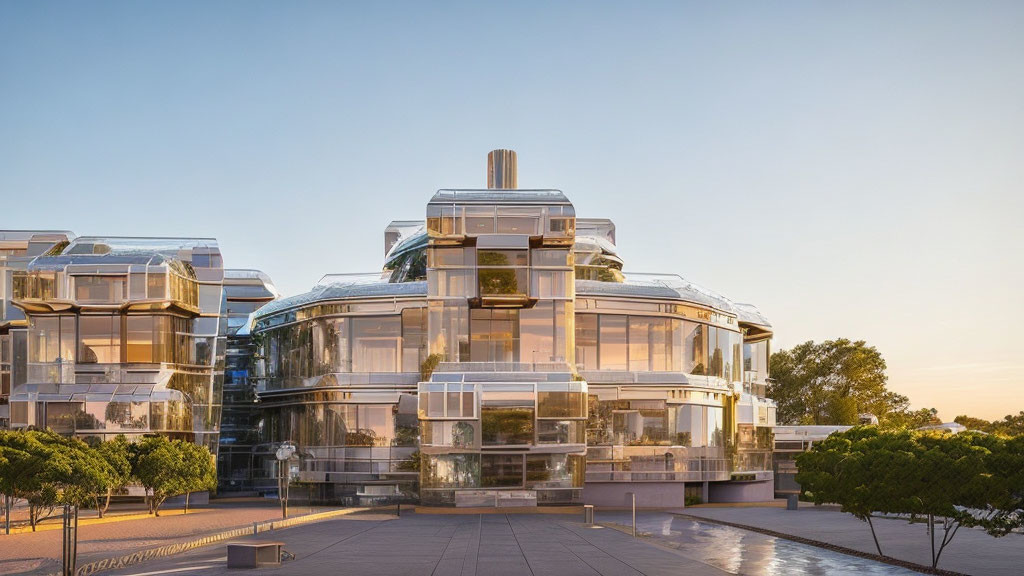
[
  {"left": 681, "top": 505, "right": 1024, "bottom": 575},
  {"left": 0, "top": 501, "right": 310, "bottom": 575},
  {"left": 103, "top": 512, "right": 736, "bottom": 576}
]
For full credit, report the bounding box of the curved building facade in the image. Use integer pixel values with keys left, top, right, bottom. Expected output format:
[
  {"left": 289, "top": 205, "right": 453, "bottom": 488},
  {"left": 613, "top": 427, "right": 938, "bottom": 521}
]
[
  {"left": 4, "top": 236, "right": 228, "bottom": 454},
  {"left": 251, "top": 151, "right": 775, "bottom": 506}
]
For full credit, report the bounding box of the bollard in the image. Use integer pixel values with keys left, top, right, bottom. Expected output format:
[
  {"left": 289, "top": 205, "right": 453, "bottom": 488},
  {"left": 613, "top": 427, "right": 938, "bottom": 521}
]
[
  {"left": 787, "top": 494, "right": 799, "bottom": 510},
  {"left": 253, "top": 521, "right": 258, "bottom": 535},
  {"left": 583, "top": 505, "right": 594, "bottom": 525}
]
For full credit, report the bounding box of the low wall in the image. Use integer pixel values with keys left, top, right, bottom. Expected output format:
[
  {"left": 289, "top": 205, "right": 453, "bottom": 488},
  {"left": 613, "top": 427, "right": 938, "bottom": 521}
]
[
  {"left": 582, "top": 482, "right": 686, "bottom": 508},
  {"left": 708, "top": 480, "right": 774, "bottom": 503}
]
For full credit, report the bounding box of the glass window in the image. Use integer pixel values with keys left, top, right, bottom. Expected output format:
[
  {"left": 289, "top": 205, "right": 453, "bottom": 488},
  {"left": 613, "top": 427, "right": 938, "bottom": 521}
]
[
  {"left": 477, "top": 268, "right": 528, "bottom": 297},
  {"left": 130, "top": 273, "right": 147, "bottom": 300},
  {"left": 531, "top": 249, "right": 570, "bottom": 267},
  {"left": 530, "top": 270, "right": 569, "bottom": 299},
  {"left": 79, "top": 315, "right": 121, "bottom": 364},
  {"left": 575, "top": 314, "right": 597, "bottom": 371},
  {"left": 497, "top": 207, "right": 541, "bottom": 234},
  {"left": 536, "top": 420, "right": 585, "bottom": 444},
  {"left": 481, "top": 454, "right": 524, "bottom": 488},
  {"left": 537, "top": 390, "right": 585, "bottom": 418},
  {"left": 469, "top": 309, "right": 519, "bottom": 363},
  {"left": 520, "top": 302, "right": 554, "bottom": 364},
  {"left": 628, "top": 317, "right": 651, "bottom": 372},
  {"left": 147, "top": 273, "right": 167, "bottom": 299},
  {"left": 481, "top": 402, "right": 534, "bottom": 445},
  {"left": 422, "top": 454, "right": 480, "bottom": 489},
  {"left": 402, "top": 308, "right": 427, "bottom": 373},
  {"left": 198, "top": 285, "right": 222, "bottom": 312},
  {"left": 46, "top": 402, "right": 84, "bottom": 433},
  {"left": 526, "top": 453, "right": 577, "bottom": 488},
  {"left": 598, "top": 315, "right": 627, "bottom": 370},
  {"left": 427, "top": 269, "right": 474, "bottom": 298},
  {"left": 428, "top": 247, "right": 470, "bottom": 268},
  {"left": 684, "top": 322, "right": 706, "bottom": 375},
  {"left": 75, "top": 276, "right": 126, "bottom": 303},
  {"left": 126, "top": 316, "right": 155, "bottom": 363},
  {"left": 28, "top": 316, "right": 59, "bottom": 363},
  {"left": 708, "top": 406, "right": 724, "bottom": 447},
  {"left": 477, "top": 250, "right": 527, "bottom": 267},
  {"left": 352, "top": 316, "right": 401, "bottom": 373},
  {"left": 464, "top": 206, "right": 495, "bottom": 235}
]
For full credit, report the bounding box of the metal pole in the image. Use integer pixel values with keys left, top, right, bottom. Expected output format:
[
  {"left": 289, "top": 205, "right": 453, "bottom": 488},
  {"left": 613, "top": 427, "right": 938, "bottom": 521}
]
[
  {"left": 630, "top": 492, "right": 636, "bottom": 538},
  {"left": 71, "top": 506, "right": 78, "bottom": 574},
  {"left": 283, "top": 466, "right": 289, "bottom": 519},
  {"left": 62, "top": 505, "right": 68, "bottom": 576},
  {"left": 278, "top": 461, "right": 285, "bottom": 520},
  {"left": 4, "top": 495, "right": 10, "bottom": 535},
  {"left": 62, "top": 504, "right": 78, "bottom": 576}
]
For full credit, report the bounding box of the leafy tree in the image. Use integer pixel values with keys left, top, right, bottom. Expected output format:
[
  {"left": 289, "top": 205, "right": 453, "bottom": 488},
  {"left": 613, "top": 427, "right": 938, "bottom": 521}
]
[
  {"left": 0, "top": 430, "right": 109, "bottom": 530},
  {"left": 885, "top": 407, "right": 941, "bottom": 430},
  {"left": 769, "top": 339, "right": 910, "bottom": 426},
  {"left": 94, "top": 435, "right": 132, "bottom": 518},
  {"left": 133, "top": 436, "right": 215, "bottom": 516},
  {"left": 798, "top": 427, "right": 1024, "bottom": 569},
  {"left": 954, "top": 411, "right": 1024, "bottom": 437}
]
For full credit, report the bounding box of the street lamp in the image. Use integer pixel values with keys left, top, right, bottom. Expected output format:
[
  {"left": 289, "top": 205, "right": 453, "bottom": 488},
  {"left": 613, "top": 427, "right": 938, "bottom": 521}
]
[{"left": 275, "top": 442, "right": 296, "bottom": 519}]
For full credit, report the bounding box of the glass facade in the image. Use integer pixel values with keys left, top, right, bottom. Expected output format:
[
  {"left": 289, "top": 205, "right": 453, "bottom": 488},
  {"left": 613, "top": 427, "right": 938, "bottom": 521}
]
[
  {"left": 2, "top": 236, "right": 227, "bottom": 460},
  {"left": 2, "top": 151, "right": 776, "bottom": 505}
]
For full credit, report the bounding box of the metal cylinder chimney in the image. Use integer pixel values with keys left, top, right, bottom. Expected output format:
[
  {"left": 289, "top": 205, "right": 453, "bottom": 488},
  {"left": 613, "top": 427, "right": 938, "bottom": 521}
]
[{"left": 487, "top": 149, "right": 517, "bottom": 189}]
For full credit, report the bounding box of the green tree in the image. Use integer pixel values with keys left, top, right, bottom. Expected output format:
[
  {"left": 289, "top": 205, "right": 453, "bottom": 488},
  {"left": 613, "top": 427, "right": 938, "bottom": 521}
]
[
  {"left": 133, "top": 436, "right": 215, "bottom": 516},
  {"left": 798, "top": 427, "right": 1024, "bottom": 569},
  {"left": 955, "top": 411, "right": 1024, "bottom": 437},
  {"left": 94, "top": 435, "right": 132, "bottom": 518},
  {"left": 0, "top": 430, "right": 110, "bottom": 530},
  {"left": 769, "top": 339, "right": 909, "bottom": 425}
]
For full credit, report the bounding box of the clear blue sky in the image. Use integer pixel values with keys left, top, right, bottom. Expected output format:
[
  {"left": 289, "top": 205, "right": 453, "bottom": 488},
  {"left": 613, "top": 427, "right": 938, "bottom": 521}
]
[{"left": 2, "top": 1, "right": 1022, "bottom": 420}]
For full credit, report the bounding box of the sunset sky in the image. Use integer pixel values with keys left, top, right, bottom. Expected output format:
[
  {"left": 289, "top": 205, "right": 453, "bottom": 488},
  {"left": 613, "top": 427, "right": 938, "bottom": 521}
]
[{"left": 2, "top": 1, "right": 1021, "bottom": 420}]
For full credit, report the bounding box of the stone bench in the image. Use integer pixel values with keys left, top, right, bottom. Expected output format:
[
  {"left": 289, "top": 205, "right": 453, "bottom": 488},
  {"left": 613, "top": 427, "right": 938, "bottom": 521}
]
[{"left": 226, "top": 541, "right": 286, "bottom": 568}]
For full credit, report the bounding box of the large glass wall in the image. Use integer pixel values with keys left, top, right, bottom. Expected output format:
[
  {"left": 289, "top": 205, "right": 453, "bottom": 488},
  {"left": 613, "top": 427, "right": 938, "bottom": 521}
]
[
  {"left": 587, "top": 392, "right": 726, "bottom": 448},
  {"left": 263, "top": 309, "right": 427, "bottom": 386},
  {"left": 575, "top": 313, "right": 741, "bottom": 380}
]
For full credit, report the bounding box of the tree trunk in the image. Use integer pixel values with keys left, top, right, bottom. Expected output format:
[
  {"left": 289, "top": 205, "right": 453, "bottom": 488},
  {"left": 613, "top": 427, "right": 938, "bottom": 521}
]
[
  {"left": 29, "top": 504, "right": 37, "bottom": 532},
  {"left": 929, "top": 514, "right": 936, "bottom": 568},
  {"left": 184, "top": 492, "right": 190, "bottom": 515},
  {"left": 154, "top": 495, "right": 165, "bottom": 517},
  {"left": 866, "top": 515, "right": 884, "bottom": 557},
  {"left": 102, "top": 487, "right": 112, "bottom": 518},
  {"left": 94, "top": 495, "right": 103, "bottom": 519}
]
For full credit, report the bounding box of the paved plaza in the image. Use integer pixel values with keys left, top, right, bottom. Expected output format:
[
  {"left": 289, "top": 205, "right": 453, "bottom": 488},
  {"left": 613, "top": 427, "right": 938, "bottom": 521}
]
[
  {"left": 97, "top": 512, "right": 929, "bottom": 576},
  {"left": 0, "top": 501, "right": 302, "bottom": 575}
]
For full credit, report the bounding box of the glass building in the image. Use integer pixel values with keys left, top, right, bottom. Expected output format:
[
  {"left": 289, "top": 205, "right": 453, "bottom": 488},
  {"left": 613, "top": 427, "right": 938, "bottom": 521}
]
[
  {"left": 251, "top": 150, "right": 776, "bottom": 506},
  {"left": 1, "top": 236, "right": 228, "bottom": 455},
  {"left": 217, "top": 269, "right": 279, "bottom": 493}
]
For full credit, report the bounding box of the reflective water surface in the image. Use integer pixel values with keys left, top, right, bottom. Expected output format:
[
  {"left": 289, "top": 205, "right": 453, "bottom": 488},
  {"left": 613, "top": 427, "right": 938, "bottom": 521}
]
[{"left": 609, "top": 512, "right": 923, "bottom": 576}]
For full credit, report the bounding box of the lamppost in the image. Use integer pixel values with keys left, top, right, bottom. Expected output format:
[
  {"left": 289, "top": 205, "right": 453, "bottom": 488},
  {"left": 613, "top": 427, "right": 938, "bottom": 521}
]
[{"left": 275, "top": 442, "right": 296, "bottom": 519}]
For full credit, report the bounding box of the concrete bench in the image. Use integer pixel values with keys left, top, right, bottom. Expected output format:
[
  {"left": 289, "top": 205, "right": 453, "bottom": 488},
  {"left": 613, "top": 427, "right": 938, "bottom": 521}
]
[{"left": 226, "top": 541, "right": 286, "bottom": 568}]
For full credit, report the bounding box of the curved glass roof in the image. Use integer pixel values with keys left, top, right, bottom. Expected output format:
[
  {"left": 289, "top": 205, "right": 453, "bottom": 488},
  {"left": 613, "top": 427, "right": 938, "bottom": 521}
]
[
  {"left": 429, "top": 189, "right": 572, "bottom": 206},
  {"left": 27, "top": 252, "right": 183, "bottom": 271},
  {"left": 255, "top": 278, "right": 427, "bottom": 320},
  {"left": 578, "top": 273, "right": 738, "bottom": 316},
  {"left": 734, "top": 302, "right": 772, "bottom": 329},
  {"left": 63, "top": 236, "right": 219, "bottom": 256}
]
